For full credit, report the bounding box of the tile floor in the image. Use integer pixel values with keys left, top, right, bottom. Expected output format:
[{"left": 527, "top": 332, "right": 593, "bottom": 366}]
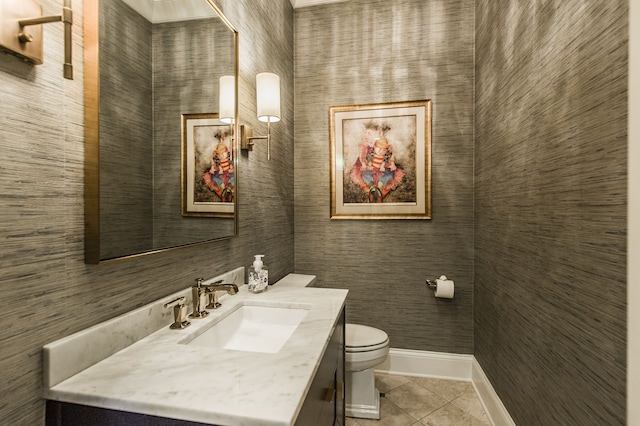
[{"left": 345, "top": 373, "right": 491, "bottom": 426}]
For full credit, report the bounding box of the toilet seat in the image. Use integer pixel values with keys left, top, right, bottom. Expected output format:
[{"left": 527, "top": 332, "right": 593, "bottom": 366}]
[{"left": 346, "top": 324, "right": 389, "bottom": 353}]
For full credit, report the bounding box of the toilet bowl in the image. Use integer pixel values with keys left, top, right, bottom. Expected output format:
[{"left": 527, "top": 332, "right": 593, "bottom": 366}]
[{"left": 345, "top": 323, "right": 390, "bottom": 420}]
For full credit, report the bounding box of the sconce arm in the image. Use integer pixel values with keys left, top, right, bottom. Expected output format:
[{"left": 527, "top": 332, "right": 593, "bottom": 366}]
[
  {"left": 5, "top": 0, "right": 74, "bottom": 79},
  {"left": 240, "top": 121, "right": 273, "bottom": 160}
]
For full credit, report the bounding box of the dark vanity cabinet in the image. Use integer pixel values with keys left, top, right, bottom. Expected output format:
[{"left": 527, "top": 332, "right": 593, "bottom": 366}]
[
  {"left": 295, "top": 307, "right": 345, "bottom": 426},
  {"left": 46, "top": 402, "right": 211, "bottom": 426}
]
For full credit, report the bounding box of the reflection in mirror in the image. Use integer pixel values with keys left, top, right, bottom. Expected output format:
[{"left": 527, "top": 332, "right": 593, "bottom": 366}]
[{"left": 84, "top": 0, "right": 238, "bottom": 263}]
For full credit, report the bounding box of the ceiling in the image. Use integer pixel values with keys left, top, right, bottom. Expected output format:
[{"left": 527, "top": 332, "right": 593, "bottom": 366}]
[
  {"left": 291, "top": 0, "right": 348, "bottom": 8},
  {"left": 123, "top": 0, "right": 349, "bottom": 22},
  {"left": 123, "top": 0, "right": 218, "bottom": 22}
]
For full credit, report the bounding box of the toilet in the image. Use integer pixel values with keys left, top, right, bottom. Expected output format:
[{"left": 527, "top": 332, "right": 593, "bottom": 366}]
[{"left": 345, "top": 323, "right": 390, "bottom": 419}]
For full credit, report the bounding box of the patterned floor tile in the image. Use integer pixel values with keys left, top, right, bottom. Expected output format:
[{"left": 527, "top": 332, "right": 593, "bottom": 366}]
[
  {"left": 384, "top": 381, "right": 449, "bottom": 420},
  {"left": 345, "top": 374, "right": 491, "bottom": 426},
  {"left": 408, "top": 377, "right": 475, "bottom": 402},
  {"left": 355, "top": 397, "right": 421, "bottom": 426}
]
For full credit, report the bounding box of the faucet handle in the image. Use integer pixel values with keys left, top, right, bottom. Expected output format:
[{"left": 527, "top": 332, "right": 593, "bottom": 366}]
[
  {"left": 205, "top": 279, "right": 224, "bottom": 309},
  {"left": 163, "top": 296, "right": 191, "bottom": 330},
  {"left": 206, "top": 291, "right": 222, "bottom": 309}
]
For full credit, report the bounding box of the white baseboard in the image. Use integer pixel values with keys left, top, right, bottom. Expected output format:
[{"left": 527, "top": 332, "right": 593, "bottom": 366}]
[
  {"left": 471, "top": 357, "right": 517, "bottom": 426},
  {"left": 376, "top": 348, "right": 474, "bottom": 380},
  {"left": 375, "top": 348, "right": 515, "bottom": 426}
]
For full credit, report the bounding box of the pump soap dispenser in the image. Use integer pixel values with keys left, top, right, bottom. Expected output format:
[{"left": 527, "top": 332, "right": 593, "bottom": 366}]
[{"left": 248, "top": 255, "right": 268, "bottom": 293}]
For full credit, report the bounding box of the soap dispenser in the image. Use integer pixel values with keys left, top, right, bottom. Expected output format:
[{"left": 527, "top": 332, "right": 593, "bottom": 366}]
[{"left": 248, "top": 255, "right": 268, "bottom": 293}]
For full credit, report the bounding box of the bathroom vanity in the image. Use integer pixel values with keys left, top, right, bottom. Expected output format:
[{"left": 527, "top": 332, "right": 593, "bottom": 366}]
[{"left": 43, "top": 272, "right": 347, "bottom": 426}]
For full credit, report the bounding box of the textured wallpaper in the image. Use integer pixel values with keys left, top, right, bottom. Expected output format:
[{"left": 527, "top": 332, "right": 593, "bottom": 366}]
[
  {"left": 0, "top": 0, "right": 629, "bottom": 423},
  {"left": 294, "top": 0, "right": 475, "bottom": 353},
  {"left": 100, "top": 1, "right": 237, "bottom": 259},
  {"left": 474, "top": 1, "right": 627, "bottom": 424},
  {"left": 99, "top": 0, "right": 153, "bottom": 258},
  {"left": 152, "top": 16, "right": 236, "bottom": 249},
  {"left": 0, "top": 0, "right": 294, "bottom": 423}
]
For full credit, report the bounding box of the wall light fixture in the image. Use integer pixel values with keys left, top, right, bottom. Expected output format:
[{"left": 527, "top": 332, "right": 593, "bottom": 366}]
[
  {"left": 219, "top": 75, "right": 235, "bottom": 124},
  {"left": 241, "top": 72, "right": 281, "bottom": 160},
  {"left": 0, "top": 0, "right": 73, "bottom": 79}
]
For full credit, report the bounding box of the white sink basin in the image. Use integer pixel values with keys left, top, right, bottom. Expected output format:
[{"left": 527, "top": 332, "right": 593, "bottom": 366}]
[{"left": 185, "top": 305, "right": 309, "bottom": 353}]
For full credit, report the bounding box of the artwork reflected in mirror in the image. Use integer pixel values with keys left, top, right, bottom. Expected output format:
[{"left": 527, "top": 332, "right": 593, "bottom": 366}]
[
  {"left": 182, "top": 113, "right": 235, "bottom": 217},
  {"left": 84, "top": 0, "right": 238, "bottom": 263}
]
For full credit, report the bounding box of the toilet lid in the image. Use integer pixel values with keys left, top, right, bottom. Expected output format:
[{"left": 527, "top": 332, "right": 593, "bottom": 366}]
[{"left": 346, "top": 324, "right": 389, "bottom": 352}]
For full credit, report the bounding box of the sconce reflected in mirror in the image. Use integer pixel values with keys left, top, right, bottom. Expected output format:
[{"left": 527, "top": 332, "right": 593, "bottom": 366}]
[
  {"left": 219, "top": 75, "right": 235, "bottom": 124},
  {"left": 241, "top": 72, "right": 281, "bottom": 160}
]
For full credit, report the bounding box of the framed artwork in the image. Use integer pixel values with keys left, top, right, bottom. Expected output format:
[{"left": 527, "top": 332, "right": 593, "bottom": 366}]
[
  {"left": 181, "top": 113, "right": 235, "bottom": 217},
  {"left": 329, "top": 100, "right": 432, "bottom": 219}
]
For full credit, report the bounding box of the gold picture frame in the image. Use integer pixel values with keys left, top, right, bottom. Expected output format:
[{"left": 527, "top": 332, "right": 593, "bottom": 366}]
[
  {"left": 181, "top": 113, "right": 235, "bottom": 217},
  {"left": 329, "top": 100, "right": 432, "bottom": 219}
]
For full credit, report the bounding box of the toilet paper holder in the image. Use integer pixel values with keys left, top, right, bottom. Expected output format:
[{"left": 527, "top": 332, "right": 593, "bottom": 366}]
[{"left": 426, "top": 275, "right": 449, "bottom": 289}]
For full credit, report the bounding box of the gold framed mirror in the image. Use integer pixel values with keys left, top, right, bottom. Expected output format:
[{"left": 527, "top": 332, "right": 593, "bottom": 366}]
[{"left": 84, "top": 0, "right": 238, "bottom": 264}]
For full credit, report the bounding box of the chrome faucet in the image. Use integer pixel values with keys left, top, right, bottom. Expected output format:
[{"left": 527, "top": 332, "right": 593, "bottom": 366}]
[{"left": 189, "top": 278, "right": 239, "bottom": 319}]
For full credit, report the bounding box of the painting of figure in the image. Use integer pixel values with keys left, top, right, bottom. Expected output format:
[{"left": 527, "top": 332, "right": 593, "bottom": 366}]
[
  {"left": 330, "top": 100, "right": 431, "bottom": 219},
  {"left": 182, "top": 113, "right": 235, "bottom": 217}
]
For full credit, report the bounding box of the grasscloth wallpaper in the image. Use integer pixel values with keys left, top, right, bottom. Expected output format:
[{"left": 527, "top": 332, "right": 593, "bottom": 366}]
[
  {"left": 474, "top": 1, "right": 627, "bottom": 424},
  {"left": 152, "top": 16, "right": 236, "bottom": 248},
  {"left": 0, "top": 0, "right": 630, "bottom": 424},
  {"left": 99, "top": 0, "right": 153, "bottom": 258},
  {"left": 294, "top": 0, "right": 475, "bottom": 353},
  {"left": 0, "top": 0, "right": 294, "bottom": 423},
  {"left": 100, "top": 1, "right": 237, "bottom": 260}
]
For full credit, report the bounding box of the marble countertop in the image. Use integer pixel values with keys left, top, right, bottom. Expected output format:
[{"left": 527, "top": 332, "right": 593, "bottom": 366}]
[{"left": 44, "top": 273, "right": 347, "bottom": 426}]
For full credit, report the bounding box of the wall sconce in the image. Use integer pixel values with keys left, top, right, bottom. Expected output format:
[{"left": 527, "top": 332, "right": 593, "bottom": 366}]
[
  {"left": 0, "top": 0, "right": 73, "bottom": 79},
  {"left": 241, "top": 72, "right": 281, "bottom": 160},
  {"left": 219, "top": 75, "right": 235, "bottom": 124}
]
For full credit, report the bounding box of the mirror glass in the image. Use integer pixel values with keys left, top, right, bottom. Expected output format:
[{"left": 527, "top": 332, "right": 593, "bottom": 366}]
[{"left": 84, "top": 0, "right": 238, "bottom": 263}]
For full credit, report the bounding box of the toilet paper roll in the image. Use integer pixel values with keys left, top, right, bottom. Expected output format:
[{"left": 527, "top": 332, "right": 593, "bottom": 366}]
[{"left": 435, "top": 279, "right": 455, "bottom": 299}]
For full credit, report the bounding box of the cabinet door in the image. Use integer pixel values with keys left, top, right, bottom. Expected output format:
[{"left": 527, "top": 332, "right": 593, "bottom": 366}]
[
  {"left": 296, "top": 307, "right": 345, "bottom": 426},
  {"left": 46, "top": 401, "right": 211, "bottom": 425},
  {"left": 335, "top": 310, "right": 345, "bottom": 426}
]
